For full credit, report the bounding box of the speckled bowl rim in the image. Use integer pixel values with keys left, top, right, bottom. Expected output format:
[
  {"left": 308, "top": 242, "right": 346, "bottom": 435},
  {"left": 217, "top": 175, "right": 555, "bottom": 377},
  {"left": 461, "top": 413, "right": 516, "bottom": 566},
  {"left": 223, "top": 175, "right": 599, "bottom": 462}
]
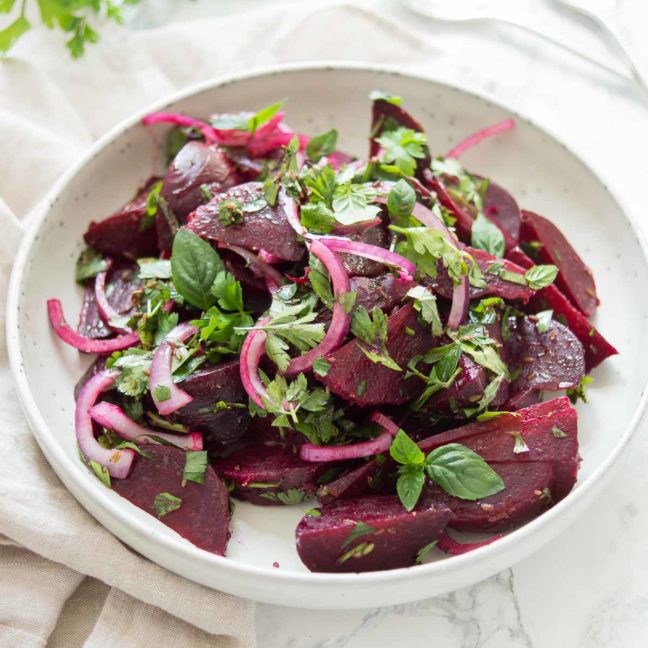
[{"left": 7, "top": 61, "right": 648, "bottom": 599}]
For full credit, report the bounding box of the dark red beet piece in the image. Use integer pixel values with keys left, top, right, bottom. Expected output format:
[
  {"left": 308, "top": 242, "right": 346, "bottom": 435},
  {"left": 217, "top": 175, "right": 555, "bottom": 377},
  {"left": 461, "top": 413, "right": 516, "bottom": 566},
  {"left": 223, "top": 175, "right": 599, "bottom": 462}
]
[
  {"left": 505, "top": 317, "right": 585, "bottom": 410},
  {"left": 318, "top": 303, "right": 434, "bottom": 406},
  {"left": 224, "top": 147, "right": 284, "bottom": 182},
  {"left": 423, "top": 171, "right": 474, "bottom": 242},
  {"left": 350, "top": 274, "right": 414, "bottom": 313},
  {"left": 77, "top": 264, "right": 140, "bottom": 339},
  {"left": 112, "top": 445, "right": 230, "bottom": 555},
  {"left": 506, "top": 247, "right": 617, "bottom": 371},
  {"left": 84, "top": 180, "right": 160, "bottom": 260},
  {"left": 419, "top": 397, "right": 579, "bottom": 500},
  {"left": 317, "top": 459, "right": 388, "bottom": 504},
  {"left": 425, "top": 461, "right": 554, "bottom": 532},
  {"left": 370, "top": 99, "right": 431, "bottom": 176},
  {"left": 296, "top": 496, "right": 451, "bottom": 572},
  {"left": 214, "top": 443, "right": 333, "bottom": 505},
  {"left": 424, "top": 247, "right": 534, "bottom": 303},
  {"left": 339, "top": 221, "right": 390, "bottom": 277},
  {"left": 186, "top": 183, "right": 303, "bottom": 261},
  {"left": 520, "top": 210, "right": 598, "bottom": 316},
  {"left": 177, "top": 360, "right": 250, "bottom": 449},
  {"left": 482, "top": 181, "right": 521, "bottom": 250}
]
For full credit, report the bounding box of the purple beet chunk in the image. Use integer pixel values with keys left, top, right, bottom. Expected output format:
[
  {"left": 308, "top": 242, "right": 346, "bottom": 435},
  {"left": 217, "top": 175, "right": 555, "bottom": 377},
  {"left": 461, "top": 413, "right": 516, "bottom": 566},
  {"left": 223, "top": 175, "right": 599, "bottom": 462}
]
[
  {"left": 186, "top": 183, "right": 303, "bottom": 261},
  {"left": 224, "top": 147, "right": 284, "bottom": 182},
  {"left": 318, "top": 303, "right": 434, "bottom": 406},
  {"left": 425, "top": 461, "right": 554, "bottom": 532},
  {"left": 423, "top": 355, "right": 487, "bottom": 412},
  {"left": 339, "top": 222, "right": 390, "bottom": 277},
  {"left": 176, "top": 360, "right": 250, "bottom": 449},
  {"left": 520, "top": 210, "right": 598, "bottom": 316},
  {"left": 482, "top": 181, "right": 521, "bottom": 250},
  {"left": 84, "top": 179, "right": 160, "bottom": 260},
  {"left": 507, "top": 247, "right": 616, "bottom": 371},
  {"left": 317, "top": 460, "right": 387, "bottom": 504},
  {"left": 214, "top": 443, "right": 333, "bottom": 506},
  {"left": 369, "top": 99, "right": 431, "bottom": 176},
  {"left": 424, "top": 247, "right": 534, "bottom": 303},
  {"left": 506, "top": 316, "right": 585, "bottom": 410},
  {"left": 296, "top": 496, "right": 451, "bottom": 573},
  {"left": 77, "top": 264, "right": 140, "bottom": 339},
  {"left": 350, "top": 274, "right": 414, "bottom": 313},
  {"left": 112, "top": 445, "right": 230, "bottom": 555},
  {"left": 419, "top": 396, "right": 579, "bottom": 500}
]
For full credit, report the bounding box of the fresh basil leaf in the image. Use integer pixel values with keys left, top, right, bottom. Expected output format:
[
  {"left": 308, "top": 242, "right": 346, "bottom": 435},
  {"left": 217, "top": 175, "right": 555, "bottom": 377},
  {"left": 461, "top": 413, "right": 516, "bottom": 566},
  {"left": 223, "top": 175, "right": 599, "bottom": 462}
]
[
  {"left": 306, "top": 128, "right": 338, "bottom": 162},
  {"left": 396, "top": 464, "right": 425, "bottom": 512},
  {"left": 525, "top": 264, "right": 559, "bottom": 290},
  {"left": 76, "top": 247, "right": 108, "bottom": 282},
  {"left": 171, "top": 229, "right": 223, "bottom": 310},
  {"left": 153, "top": 492, "right": 182, "bottom": 518},
  {"left": 183, "top": 450, "right": 208, "bottom": 485},
  {"left": 390, "top": 429, "right": 425, "bottom": 466},
  {"left": 332, "top": 183, "right": 381, "bottom": 225},
  {"left": 471, "top": 213, "right": 505, "bottom": 257},
  {"left": 425, "top": 443, "right": 505, "bottom": 501},
  {"left": 387, "top": 179, "right": 416, "bottom": 221}
]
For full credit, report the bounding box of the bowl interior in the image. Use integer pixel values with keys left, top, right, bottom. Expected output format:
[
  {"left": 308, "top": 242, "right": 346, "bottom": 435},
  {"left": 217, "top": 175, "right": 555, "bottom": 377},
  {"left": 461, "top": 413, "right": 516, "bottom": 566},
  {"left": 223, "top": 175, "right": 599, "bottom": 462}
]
[{"left": 11, "top": 66, "right": 648, "bottom": 606}]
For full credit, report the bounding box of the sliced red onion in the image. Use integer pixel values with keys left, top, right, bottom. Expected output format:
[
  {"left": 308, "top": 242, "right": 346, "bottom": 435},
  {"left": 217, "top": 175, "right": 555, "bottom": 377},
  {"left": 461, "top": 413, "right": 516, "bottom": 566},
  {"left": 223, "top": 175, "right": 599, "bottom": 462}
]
[
  {"left": 311, "top": 236, "right": 415, "bottom": 281},
  {"left": 284, "top": 240, "right": 351, "bottom": 376},
  {"left": 150, "top": 322, "right": 197, "bottom": 415},
  {"left": 332, "top": 217, "right": 382, "bottom": 236},
  {"left": 446, "top": 118, "right": 515, "bottom": 159},
  {"left": 300, "top": 432, "right": 393, "bottom": 462},
  {"left": 89, "top": 401, "right": 203, "bottom": 451},
  {"left": 141, "top": 112, "right": 220, "bottom": 144},
  {"left": 218, "top": 242, "right": 283, "bottom": 293},
  {"left": 258, "top": 249, "right": 284, "bottom": 264},
  {"left": 94, "top": 259, "right": 132, "bottom": 334},
  {"left": 369, "top": 411, "right": 401, "bottom": 436},
  {"left": 47, "top": 299, "right": 140, "bottom": 354},
  {"left": 436, "top": 531, "right": 504, "bottom": 555},
  {"left": 76, "top": 369, "right": 134, "bottom": 478},
  {"left": 279, "top": 189, "right": 306, "bottom": 237},
  {"left": 239, "top": 316, "right": 278, "bottom": 410}
]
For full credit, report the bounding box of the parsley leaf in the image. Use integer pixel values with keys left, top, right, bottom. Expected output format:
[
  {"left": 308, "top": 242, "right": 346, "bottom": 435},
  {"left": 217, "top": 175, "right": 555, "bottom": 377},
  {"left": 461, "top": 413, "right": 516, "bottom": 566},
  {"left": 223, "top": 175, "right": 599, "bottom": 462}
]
[
  {"left": 306, "top": 129, "right": 338, "bottom": 162},
  {"left": 331, "top": 183, "right": 381, "bottom": 225},
  {"left": 471, "top": 213, "right": 505, "bottom": 257},
  {"left": 300, "top": 202, "right": 336, "bottom": 234},
  {"left": 153, "top": 492, "right": 182, "bottom": 518},
  {"left": 183, "top": 450, "right": 208, "bottom": 485},
  {"left": 406, "top": 285, "right": 443, "bottom": 336},
  {"left": 76, "top": 247, "right": 108, "bottom": 283},
  {"left": 376, "top": 127, "right": 427, "bottom": 176}
]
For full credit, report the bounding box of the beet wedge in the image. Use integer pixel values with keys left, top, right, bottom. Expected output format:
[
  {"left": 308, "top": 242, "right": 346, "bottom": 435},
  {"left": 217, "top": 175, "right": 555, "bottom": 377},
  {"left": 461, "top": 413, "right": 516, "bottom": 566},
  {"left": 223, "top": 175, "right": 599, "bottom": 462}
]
[
  {"left": 84, "top": 179, "right": 160, "bottom": 260},
  {"left": 112, "top": 445, "right": 230, "bottom": 555},
  {"left": 186, "top": 183, "right": 303, "bottom": 261},
  {"left": 423, "top": 171, "right": 474, "bottom": 243},
  {"left": 214, "top": 442, "right": 334, "bottom": 505},
  {"left": 317, "top": 303, "right": 434, "bottom": 406},
  {"left": 317, "top": 459, "right": 388, "bottom": 504},
  {"left": 483, "top": 181, "right": 521, "bottom": 250},
  {"left": 505, "top": 316, "right": 585, "bottom": 410},
  {"left": 419, "top": 397, "right": 579, "bottom": 500},
  {"left": 296, "top": 496, "right": 451, "bottom": 572},
  {"left": 520, "top": 210, "right": 598, "bottom": 316},
  {"left": 350, "top": 274, "right": 414, "bottom": 313},
  {"left": 507, "top": 247, "right": 617, "bottom": 371},
  {"left": 424, "top": 247, "right": 534, "bottom": 303},
  {"left": 177, "top": 360, "right": 250, "bottom": 449},
  {"left": 425, "top": 461, "right": 554, "bottom": 532},
  {"left": 340, "top": 221, "right": 390, "bottom": 277}
]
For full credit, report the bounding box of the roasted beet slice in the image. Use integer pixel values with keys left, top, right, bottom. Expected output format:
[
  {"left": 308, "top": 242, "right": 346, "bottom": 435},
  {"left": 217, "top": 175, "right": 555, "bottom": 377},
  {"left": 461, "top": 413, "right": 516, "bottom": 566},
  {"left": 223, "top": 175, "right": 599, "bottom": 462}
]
[
  {"left": 318, "top": 303, "right": 434, "bottom": 406},
  {"left": 296, "top": 496, "right": 450, "bottom": 572},
  {"left": 505, "top": 316, "right": 585, "bottom": 409},
  {"left": 112, "top": 445, "right": 230, "bottom": 555},
  {"left": 177, "top": 360, "right": 250, "bottom": 449},
  {"left": 186, "top": 183, "right": 303, "bottom": 261},
  {"left": 507, "top": 247, "right": 617, "bottom": 371},
  {"left": 520, "top": 210, "right": 598, "bottom": 316},
  {"left": 77, "top": 264, "right": 140, "bottom": 339},
  {"left": 224, "top": 147, "right": 284, "bottom": 182},
  {"left": 84, "top": 180, "right": 160, "bottom": 260},
  {"left": 424, "top": 247, "right": 534, "bottom": 303},
  {"left": 214, "top": 443, "right": 333, "bottom": 505},
  {"left": 419, "top": 397, "right": 578, "bottom": 500},
  {"left": 339, "top": 222, "right": 390, "bottom": 277},
  {"left": 481, "top": 181, "right": 521, "bottom": 250},
  {"left": 370, "top": 99, "right": 431, "bottom": 176},
  {"left": 425, "top": 461, "right": 554, "bottom": 532},
  {"left": 317, "top": 459, "right": 387, "bottom": 504},
  {"left": 350, "top": 274, "right": 413, "bottom": 313},
  {"left": 424, "top": 171, "right": 474, "bottom": 242}
]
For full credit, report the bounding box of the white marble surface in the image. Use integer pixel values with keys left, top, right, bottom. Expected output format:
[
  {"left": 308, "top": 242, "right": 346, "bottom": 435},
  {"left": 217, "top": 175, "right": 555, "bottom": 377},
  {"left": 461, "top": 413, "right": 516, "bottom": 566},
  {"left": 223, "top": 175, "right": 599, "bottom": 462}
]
[{"left": 52, "top": 0, "right": 648, "bottom": 644}]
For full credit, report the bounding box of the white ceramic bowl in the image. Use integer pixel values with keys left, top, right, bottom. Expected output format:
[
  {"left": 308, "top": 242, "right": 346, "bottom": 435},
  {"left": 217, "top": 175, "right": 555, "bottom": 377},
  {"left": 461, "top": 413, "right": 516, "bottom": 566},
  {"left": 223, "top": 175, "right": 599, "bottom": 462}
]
[{"left": 7, "top": 63, "right": 648, "bottom": 609}]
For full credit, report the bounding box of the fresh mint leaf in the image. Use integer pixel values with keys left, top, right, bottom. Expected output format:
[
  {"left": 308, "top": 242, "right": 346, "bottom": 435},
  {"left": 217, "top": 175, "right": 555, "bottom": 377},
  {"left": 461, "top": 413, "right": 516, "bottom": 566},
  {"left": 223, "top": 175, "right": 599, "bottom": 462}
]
[
  {"left": 396, "top": 464, "right": 426, "bottom": 512},
  {"left": 171, "top": 229, "right": 223, "bottom": 310},
  {"left": 425, "top": 443, "right": 505, "bottom": 500},
  {"left": 471, "top": 213, "right": 505, "bottom": 257},
  {"left": 376, "top": 127, "right": 427, "bottom": 176},
  {"left": 76, "top": 247, "right": 108, "bottom": 282},
  {"left": 153, "top": 492, "right": 182, "bottom": 518},
  {"left": 525, "top": 264, "right": 559, "bottom": 290},
  {"left": 182, "top": 450, "right": 208, "bottom": 485},
  {"left": 306, "top": 129, "right": 338, "bottom": 162},
  {"left": 386, "top": 179, "right": 416, "bottom": 221},
  {"left": 390, "top": 429, "right": 425, "bottom": 466},
  {"left": 332, "top": 183, "right": 381, "bottom": 225}
]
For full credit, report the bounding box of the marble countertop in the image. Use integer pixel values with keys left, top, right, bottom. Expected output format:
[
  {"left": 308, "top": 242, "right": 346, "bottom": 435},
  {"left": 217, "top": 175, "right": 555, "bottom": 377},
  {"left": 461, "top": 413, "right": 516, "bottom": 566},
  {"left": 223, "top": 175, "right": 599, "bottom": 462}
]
[{"left": 129, "top": 1, "right": 648, "bottom": 645}]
